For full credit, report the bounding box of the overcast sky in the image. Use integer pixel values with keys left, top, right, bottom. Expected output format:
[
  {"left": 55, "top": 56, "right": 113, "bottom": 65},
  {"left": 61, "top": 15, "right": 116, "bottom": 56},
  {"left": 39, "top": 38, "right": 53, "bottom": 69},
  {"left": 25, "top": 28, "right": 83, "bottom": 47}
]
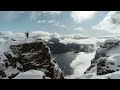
[{"left": 0, "top": 11, "right": 119, "bottom": 37}]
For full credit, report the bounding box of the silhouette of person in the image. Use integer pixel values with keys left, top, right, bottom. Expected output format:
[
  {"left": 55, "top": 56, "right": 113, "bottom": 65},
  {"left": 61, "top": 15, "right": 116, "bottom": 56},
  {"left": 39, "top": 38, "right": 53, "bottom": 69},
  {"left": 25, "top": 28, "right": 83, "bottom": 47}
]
[{"left": 25, "top": 32, "right": 29, "bottom": 38}]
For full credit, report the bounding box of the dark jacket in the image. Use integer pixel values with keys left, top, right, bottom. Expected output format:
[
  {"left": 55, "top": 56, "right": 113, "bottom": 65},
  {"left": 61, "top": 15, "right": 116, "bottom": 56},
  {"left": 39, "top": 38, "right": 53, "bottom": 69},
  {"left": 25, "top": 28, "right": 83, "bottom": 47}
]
[{"left": 25, "top": 32, "right": 29, "bottom": 38}]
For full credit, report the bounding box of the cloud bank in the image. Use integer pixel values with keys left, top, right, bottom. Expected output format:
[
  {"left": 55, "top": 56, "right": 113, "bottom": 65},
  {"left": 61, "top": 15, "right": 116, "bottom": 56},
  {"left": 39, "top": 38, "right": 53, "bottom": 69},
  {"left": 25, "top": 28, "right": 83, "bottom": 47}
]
[
  {"left": 71, "top": 11, "right": 97, "bottom": 23},
  {"left": 93, "top": 11, "right": 120, "bottom": 34}
]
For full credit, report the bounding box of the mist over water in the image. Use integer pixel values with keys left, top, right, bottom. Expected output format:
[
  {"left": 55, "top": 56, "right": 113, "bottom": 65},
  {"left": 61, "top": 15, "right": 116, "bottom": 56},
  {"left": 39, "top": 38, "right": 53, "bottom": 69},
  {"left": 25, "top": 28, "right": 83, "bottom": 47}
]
[
  {"left": 67, "top": 52, "right": 96, "bottom": 79},
  {"left": 53, "top": 52, "right": 78, "bottom": 76},
  {"left": 53, "top": 51, "right": 95, "bottom": 78},
  {"left": 52, "top": 37, "right": 104, "bottom": 78}
]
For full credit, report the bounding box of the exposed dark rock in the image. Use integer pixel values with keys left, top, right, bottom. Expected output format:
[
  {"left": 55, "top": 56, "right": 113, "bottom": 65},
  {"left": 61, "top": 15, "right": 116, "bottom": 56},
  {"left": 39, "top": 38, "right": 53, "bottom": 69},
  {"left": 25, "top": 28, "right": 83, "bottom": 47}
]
[
  {"left": 47, "top": 38, "right": 95, "bottom": 54},
  {"left": 84, "top": 40, "right": 120, "bottom": 76},
  {"left": 8, "top": 73, "right": 19, "bottom": 79},
  {"left": 0, "top": 65, "right": 6, "bottom": 78},
  {"left": 0, "top": 39, "right": 64, "bottom": 79}
]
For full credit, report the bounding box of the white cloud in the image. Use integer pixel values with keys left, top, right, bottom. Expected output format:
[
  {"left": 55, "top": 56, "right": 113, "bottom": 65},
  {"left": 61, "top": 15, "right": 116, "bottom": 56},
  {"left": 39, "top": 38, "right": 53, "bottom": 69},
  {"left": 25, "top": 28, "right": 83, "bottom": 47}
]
[
  {"left": 42, "top": 11, "right": 62, "bottom": 16},
  {"left": 71, "top": 11, "right": 97, "bottom": 23},
  {"left": 48, "top": 20, "right": 56, "bottom": 23},
  {"left": 30, "top": 11, "right": 43, "bottom": 21},
  {"left": 30, "top": 11, "right": 62, "bottom": 21},
  {"left": 60, "top": 25, "right": 67, "bottom": 28},
  {"left": 37, "top": 20, "right": 46, "bottom": 23},
  {"left": 93, "top": 11, "right": 120, "bottom": 34},
  {"left": 0, "top": 11, "right": 62, "bottom": 22},
  {"left": 67, "top": 52, "right": 96, "bottom": 79},
  {"left": 53, "top": 22, "right": 68, "bottom": 30},
  {"left": 60, "top": 24, "right": 69, "bottom": 30},
  {"left": 73, "top": 27, "right": 84, "bottom": 32}
]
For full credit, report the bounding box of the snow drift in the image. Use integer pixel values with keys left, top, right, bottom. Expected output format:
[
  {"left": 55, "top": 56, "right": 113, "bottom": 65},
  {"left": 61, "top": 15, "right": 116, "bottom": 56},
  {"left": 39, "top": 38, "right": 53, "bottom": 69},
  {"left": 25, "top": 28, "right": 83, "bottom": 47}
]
[{"left": 13, "top": 70, "right": 50, "bottom": 79}]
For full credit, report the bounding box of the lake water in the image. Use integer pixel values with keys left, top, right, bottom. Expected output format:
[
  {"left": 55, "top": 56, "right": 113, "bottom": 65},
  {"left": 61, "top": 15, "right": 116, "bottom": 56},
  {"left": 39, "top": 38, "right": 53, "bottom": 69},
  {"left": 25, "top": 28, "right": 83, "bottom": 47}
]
[{"left": 53, "top": 52, "right": 78, "bottom": 76}]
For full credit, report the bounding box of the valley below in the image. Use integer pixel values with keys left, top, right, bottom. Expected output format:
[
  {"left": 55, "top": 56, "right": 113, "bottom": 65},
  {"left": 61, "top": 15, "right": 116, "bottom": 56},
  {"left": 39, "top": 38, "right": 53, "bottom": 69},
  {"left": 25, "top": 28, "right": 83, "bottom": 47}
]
[{"left": 0, "top": 31, "right": 120, "bottom": 79}]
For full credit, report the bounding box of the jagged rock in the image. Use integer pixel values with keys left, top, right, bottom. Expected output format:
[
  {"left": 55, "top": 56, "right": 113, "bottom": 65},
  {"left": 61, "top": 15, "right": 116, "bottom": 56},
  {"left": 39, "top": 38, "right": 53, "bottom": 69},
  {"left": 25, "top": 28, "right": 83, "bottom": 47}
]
[
  {"left": 84, "top": 39, "right": 120, "bottom": 76},
  {"left": 0, "top": 39, "right": 64, "bottom": 79}
]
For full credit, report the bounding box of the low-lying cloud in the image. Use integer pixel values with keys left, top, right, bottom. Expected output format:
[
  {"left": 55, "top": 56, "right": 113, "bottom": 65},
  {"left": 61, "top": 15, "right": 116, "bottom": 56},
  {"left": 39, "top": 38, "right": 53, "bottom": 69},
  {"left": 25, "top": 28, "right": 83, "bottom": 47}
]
[{"left": 67, "top": 52, "right": 96, "bottom": 79}]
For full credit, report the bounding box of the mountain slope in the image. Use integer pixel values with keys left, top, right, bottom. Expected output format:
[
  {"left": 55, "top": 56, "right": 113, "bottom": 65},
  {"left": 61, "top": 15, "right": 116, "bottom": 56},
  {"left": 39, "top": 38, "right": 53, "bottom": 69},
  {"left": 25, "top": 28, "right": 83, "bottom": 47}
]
[
  {"left": 82, "top": 39, "right": 120, "bottom": 79},
  {"left": 0, "top": 38, "right": 64, "bottom": 79}
]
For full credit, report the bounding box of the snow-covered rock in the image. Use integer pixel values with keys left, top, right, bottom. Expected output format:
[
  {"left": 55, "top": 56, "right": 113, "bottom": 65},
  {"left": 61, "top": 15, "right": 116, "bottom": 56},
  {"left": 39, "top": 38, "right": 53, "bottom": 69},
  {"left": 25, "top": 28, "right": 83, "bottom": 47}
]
[
  {"left": 13, "top": 70, "right": 50, "bottom": 79},
  {"left": 0, "top": 38, "right": 64, "bottom": 79},
  {"left": 83, "top": 39, "right": 120, "bottom": 79}
]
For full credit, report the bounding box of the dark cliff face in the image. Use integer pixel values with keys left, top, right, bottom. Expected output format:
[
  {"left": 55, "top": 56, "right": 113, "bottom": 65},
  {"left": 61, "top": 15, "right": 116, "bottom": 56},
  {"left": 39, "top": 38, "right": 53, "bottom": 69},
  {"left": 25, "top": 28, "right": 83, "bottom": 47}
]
[
  {"left": 84, "top": 40, "right": 120, "bottom": 76},
  {"left": 0, "top": 39, "right": 64, "bottom": 79},
  {"left": 47, "top": 38, "right": 95, "bottom": 54}
]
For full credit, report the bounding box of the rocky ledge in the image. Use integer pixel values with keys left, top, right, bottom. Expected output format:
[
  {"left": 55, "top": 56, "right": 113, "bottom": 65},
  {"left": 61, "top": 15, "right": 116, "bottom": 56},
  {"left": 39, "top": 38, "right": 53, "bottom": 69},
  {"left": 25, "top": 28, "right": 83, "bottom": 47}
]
[{"left": 0, "top": 39, "right": 64, "bottom": 79}]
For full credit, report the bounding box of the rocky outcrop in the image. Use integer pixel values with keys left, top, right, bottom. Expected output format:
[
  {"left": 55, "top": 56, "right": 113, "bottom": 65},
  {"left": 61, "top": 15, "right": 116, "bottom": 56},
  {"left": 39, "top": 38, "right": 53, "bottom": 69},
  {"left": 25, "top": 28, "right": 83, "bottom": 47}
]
[
  {"left": 84, "top": 39, "right": 120, "bottom": 76},
  {"left": 0, "top": 39, "right": 64, "bottom": 79}
]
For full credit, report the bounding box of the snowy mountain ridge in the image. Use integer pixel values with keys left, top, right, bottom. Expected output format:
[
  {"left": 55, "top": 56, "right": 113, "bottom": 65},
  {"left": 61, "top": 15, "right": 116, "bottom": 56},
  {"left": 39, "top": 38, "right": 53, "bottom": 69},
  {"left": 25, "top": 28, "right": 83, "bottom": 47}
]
[{"left": 81, "top": 39, "right": 120, "bottom": 79}]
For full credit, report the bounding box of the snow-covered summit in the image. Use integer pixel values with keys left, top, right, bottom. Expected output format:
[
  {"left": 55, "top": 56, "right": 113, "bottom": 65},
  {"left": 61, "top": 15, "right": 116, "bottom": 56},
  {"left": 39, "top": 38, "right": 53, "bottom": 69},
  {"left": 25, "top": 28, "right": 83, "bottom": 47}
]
[{"left": 0, "top": 38, "right": 64, "bottom": 79}]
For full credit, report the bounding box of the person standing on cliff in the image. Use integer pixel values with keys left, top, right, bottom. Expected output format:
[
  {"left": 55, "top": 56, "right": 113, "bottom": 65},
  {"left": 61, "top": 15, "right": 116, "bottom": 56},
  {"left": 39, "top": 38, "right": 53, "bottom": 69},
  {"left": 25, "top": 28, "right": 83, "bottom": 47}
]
[{"left": 25, "top": 32, "right": 29, "bottom": 38}]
